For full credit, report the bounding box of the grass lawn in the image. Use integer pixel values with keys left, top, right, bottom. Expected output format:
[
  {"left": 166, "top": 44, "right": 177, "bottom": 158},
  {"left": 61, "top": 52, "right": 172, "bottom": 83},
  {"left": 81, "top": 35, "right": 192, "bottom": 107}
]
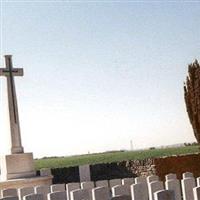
[{"left": 35, "top": 145, "right": 200, "bottom": 170}]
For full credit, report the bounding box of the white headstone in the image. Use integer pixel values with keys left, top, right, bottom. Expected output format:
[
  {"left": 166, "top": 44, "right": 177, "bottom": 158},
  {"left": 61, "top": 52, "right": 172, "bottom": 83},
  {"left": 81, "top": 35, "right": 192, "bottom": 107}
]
[
  {"left": 92, "top": 187, "right": 110, "bottom": 200},
  {"left": 18, "top": 187, "right": 34, "bottom": 200},
  {"left": 95, "top": 180, "right": 109, "bottom": 188},
  {"left": 182, "top": 172, "right": 194, "bottom": 179},
  {"left": 147, "top": 175, "right": 159, "bottom": 183},
  {"left": 34, "top": 186, "right": 50, "bottom": 200},
  {"left": 122, "top": 178, "right": 134, "bottom": 186},
  {"left": 154, "top": 190, "right": 175, "bottom": 200},
  {"left": 50, "top": 184, "right": 65, "bottom": 192},
  {"left": 80, "top": 181, "right": 94, "bottom": 200},
  {"left": 66, "top": 183, "right": 80, "bottom": 200},
  {"left": 135, "top": 177, "right": 147, "bottom": 184},
  {"left": 79, "top": 165, "right": 91, "bottom": 182},
  {"left": 80, "top": 182, "right": 94, "bottom": 189},
  {"left": 40, "top": 169, "right": 51, "bottom": 177},
  {"left": 47, "top": 191, "right": 67, "bottom": 200},
  {"left": 111, "top": 195, "right": 131, "bottom": 200},
  {"left": 131, "top": 183, "right": 149, "bottom": 200},
  {"left": 165, "top": 173, "right": 177, "bottom": 181},
  {"left": 181, "top": 177, "right": 196, "bottom": 200},
  {"left": 148, "top": 181, "right": 164, "bottom": 200},
  {"left": 0, "top": 197, "right": 18, "bottom": 200},
  {"left": 197, "top": 177, "right": 200, "bottom": 187},
  {"left": 112, "top": 185, "right": 131, "bottom": 197},
  {"left": 23, "top": 194, "right": 44, "bottom": 200},
  {"left": 109, "top": 179, "right": 122, "bottom": 188},
  {"left": 165, "top": 179, "right": 181, "bottom": 200},
  {"left": 1, "top": 189, "right": 18, "bottom": 198},
  {"left": 70, "top": 189, "right": 89, "bottom": 200},
  {"left": 193, "top": 186, "right": 200, "bottom": 200}
]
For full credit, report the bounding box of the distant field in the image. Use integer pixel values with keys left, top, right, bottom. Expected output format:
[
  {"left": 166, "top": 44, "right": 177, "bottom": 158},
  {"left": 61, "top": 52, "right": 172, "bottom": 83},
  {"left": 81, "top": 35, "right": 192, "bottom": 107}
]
[{"left": 35, "top": 145, "right": 200, "bottom": 170}]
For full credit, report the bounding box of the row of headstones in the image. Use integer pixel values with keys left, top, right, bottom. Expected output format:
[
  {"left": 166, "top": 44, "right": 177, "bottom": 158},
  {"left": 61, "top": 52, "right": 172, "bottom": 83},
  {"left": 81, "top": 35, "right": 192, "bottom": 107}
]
[{"left": 0, "top": 172, "right": 200, "bottom": 200}]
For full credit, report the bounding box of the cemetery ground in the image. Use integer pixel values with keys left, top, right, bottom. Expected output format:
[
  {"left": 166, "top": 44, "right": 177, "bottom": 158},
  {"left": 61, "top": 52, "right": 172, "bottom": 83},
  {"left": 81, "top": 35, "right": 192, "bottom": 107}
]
[{"left": 35, "top": 144, "right": 200, "bottom": 170}]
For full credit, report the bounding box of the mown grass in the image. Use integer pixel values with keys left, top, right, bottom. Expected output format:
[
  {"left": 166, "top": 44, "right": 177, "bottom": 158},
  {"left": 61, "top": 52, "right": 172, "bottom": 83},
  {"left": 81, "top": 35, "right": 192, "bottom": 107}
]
[{"left": 34, "top": 145, "right": 200, "bottom": 170}]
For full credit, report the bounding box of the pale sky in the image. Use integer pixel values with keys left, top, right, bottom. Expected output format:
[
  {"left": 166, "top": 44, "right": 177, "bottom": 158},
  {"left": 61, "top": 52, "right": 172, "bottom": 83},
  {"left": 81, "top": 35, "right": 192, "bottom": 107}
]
[{"left": 0, "top": 1, "right": 200, "bottom": 158}]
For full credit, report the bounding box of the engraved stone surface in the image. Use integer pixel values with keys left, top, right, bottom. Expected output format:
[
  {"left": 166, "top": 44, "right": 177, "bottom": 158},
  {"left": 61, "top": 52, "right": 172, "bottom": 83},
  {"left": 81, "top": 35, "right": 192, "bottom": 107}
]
[
  {"left": 122, "top": 178, "right": 134, "bottom": 186},
  {"left": 165, "top": 179, "right": 181, "bottom": 200},
  {"left": 193, "top": 186, "right": 200, "bottom": 200},
  {"left": 1, "top": 189, "right": 17, "bottom": 197},
  {"left": 23, "top": 194, "right": 44, "bottom": 200},
  {"left": 79, "top": 165, "right": 91, "bottom": 182},
  {"left": 112, "top": 185, "right": 131, "bottom": 197},
  {"left": 148, "top": 181, "right": 164, "bottom": 200},
  {"left": 165, "top": 173, "right": 177, "bottom": 181},
  {"left": 95, "top": 180, "right": 109, "bottom": 188},
  {"left": 50, "top": 184, "right": 65, "bottom": 192},
  {"left": 131, "top": 183, "right": 148, "bottom": 200},
  {"left": 92, "top": 187, "right": 110, "bottom": 200},
  {"left": 66, "top": 183, "right": 80, "bottom": 200},
  {"left": 109, "top": 179, "right": 122, "bottom": 188},
  {"left": 182, "top": 172, "right": 194, "bottom": 179},
  {"left": 0, "top": 197, "right": 19, "bottom": 200},
  {"left": 18, "top": 187, "right": 34, "bottom": 200},
  {"left": 47, "top": 191, "right": 67, "bottom": 200},
  {"left": 154, "top": 190, "right": 175, "bottom": 200},
  {"left": 70, "top": 189, "right": 89, "bottom": 200},
  {"left": 181, "top": 177, "right": 196, "bottom": 200}
]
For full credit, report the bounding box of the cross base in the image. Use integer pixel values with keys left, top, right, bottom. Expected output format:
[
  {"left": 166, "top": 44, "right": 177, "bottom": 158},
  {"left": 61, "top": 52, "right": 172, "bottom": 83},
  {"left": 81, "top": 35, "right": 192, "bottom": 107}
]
[
  {"left": 11, "top": 146, "right": 24, "bottom": 154},
  {"left": 0, "top": 153, "right": 36, "bottom": 181}
]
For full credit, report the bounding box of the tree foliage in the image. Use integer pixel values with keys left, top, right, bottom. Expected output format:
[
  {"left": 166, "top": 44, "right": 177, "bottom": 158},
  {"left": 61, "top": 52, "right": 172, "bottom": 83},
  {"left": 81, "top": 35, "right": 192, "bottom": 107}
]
[{"left": 184, "top": 59, "right": 200, "bottom": 143}]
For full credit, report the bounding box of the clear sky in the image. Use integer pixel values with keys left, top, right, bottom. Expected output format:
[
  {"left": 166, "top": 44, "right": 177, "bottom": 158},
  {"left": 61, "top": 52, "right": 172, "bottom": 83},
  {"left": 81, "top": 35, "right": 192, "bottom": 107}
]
[{"left": 0, "top": 1, "right": 200, "bottom": 158}]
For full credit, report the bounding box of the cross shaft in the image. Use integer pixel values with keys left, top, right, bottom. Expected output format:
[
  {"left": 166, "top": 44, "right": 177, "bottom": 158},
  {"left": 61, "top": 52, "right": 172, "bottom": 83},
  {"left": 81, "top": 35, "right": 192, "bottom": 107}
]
[{"left": 0, "top": 55, "right": 24, "bottom": 154}]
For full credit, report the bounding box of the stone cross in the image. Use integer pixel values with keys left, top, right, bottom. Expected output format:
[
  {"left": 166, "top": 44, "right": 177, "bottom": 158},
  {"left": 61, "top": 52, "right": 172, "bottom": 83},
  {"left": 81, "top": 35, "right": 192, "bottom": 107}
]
[{"left": 0, "top": 55, "right": 24, "bottom": 154}]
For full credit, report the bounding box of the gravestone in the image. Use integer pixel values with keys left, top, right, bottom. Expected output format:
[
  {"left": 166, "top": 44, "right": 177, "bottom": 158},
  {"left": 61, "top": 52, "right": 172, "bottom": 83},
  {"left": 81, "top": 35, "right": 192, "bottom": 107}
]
[
  {"left": 147, "top": 175, "right": 159, "bottom": 183},
  {"left": 40, "top": 169, "right": 51, "bottom": 177},
  {"left": 0, "top": 197, "right": 19, "bottom": 200},
  {"left": 197, "top": 177, "right": 200, "bottom": 187},
  {"left": 112, "top": 185, "right": 131, "bottom": 197},
  {"left": 154, "top": 190, "right": 175, "bottom": 200},
  {"left": 23, "top": 194, "right": 44, "bottom": 200},
  {"left": 47, "top": 191, "right": 67, "bottom": 200},
  {"left": 34, "top": 186, "right": 50, "bottom": 200},
  {"left": 181, "top": 177, "right": 196, "bottom": 200},
  {"left": 80, "top": 181, "right": 94, "bottom": 200},
  {"left": 131, "top": 183, "right": 148, "bottom": 200},
  {"left": 92, "top": 187, "right": 110, "bottom": 200},
  {"left": 182, "top": 172, "right": 194, "bottom": 179},
  {"left": 193, "top": 186, "right": 200, "bottom": 200},
  {"left": 148, "top": 181, "right": 164, "bottom": 200},
  {"left": 70, "top": 189, "right": 89, "bottom": 200},
  {"left": 1, "top": 189, "right": 17, "bottom": 197},
  {"left": 165, "top": 179, "right": 181, "bottom": 200},
  {"left": 18, "top": 187, "right": 34, "bottom": 200},
  {"left": 165, "top": 173, "right": 177, "bottom": 181},
  {"left": 135, "top": 177, "right": 147, "bottom": 184},
  {"left": 95, "top": 180, "right": 109, "bottom": 188},
  {"left": 122, "top": 178, "right": 134, "bottom": 186},
  {"left": 79, "top": 165, "right": 91, "bottom": 182},
  {"left": 50, "top": 184, "right": 65, "bottom": 192},
  {"left": 109, "top": 179, "right": 122, "bottom": 188},
  {"left": 80, "top": 182, "right": 94, "bottom": 189},
  {"left": 111, "top": 195, "right": 131, "bottom": 200},
  {"left": 66, "top": 183, "right": 80, "bottom": 200}
]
